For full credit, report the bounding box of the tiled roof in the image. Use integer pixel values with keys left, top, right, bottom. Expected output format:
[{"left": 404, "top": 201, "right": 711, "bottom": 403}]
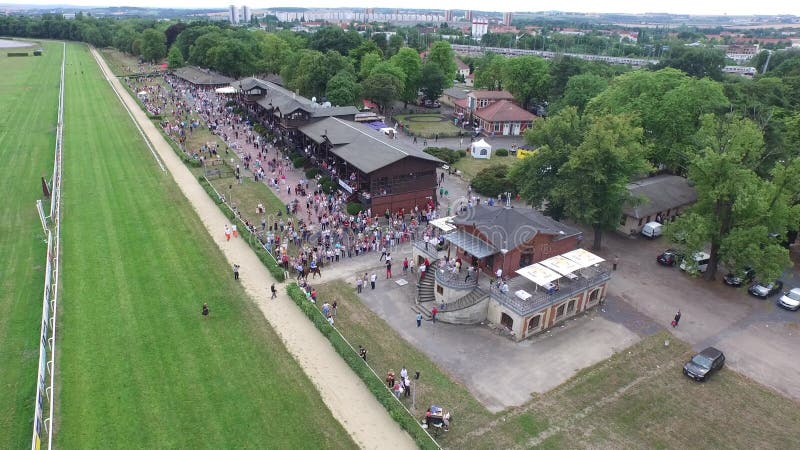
[
  {"left": 474, "top": 100, "right": 536, "bottom": 123},
  {"left": 173, "top": 66, "right": 234, "bottom": 86},
  {"left": 452, "top": 205, "right": 581, "bottom": 250},
  {"left": 469, "top": 90, "right": 515, "bottom": 101},
  {"left": 623, "top": 175, "right": 697, "bottom": 219}
]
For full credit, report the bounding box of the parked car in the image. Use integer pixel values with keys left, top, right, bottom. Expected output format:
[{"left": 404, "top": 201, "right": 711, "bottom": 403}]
[
  {"left": 777, "top": 287, "right": 800, "bottom": 311},
  {"left": 748, "top": 280, "right": 784, "bottom": 298},
  {"left": 723, "top": 267, "right": 755, "bottom": 287},
  {"left": 679, "top": 252, "right": 711, "bottom": 273},
  {"left": 641, "top": 221, "right": 664, "bottom": 239},
  {"left": 683, "top": 347, "right": 725, "bottom": 382},
  {"left": 657, "top": 249, "right": 683, "bottom": 266}
]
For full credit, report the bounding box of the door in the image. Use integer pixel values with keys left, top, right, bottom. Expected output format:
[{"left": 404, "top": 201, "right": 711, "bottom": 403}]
[
  {"left": 502, "top": 123, "right": 510, "bottom": 135},
  {"left": 512, "top": 122, "right": 521, "bottom": 135},
  {"left": 500, "top": 312, "right": 514, "bottom": 330}
]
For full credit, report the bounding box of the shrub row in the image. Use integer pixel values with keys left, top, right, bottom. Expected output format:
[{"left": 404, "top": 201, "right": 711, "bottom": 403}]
[
  {"left": 471, "top": 164, "right": 516, "bottom": 198},
  {"left": 286, "top": 284, "right": 439, "bottom": 450},
  {"left": 494, "top": 148, "right": 509, "bottom": 157},
  {"left": 198, "top": 176, "right": 286, "bottom": 282},
  {"left": 423, "top": 147, "right": 465, "bottom": 165},
  {"left": 292, "top": 155, "right": 307, "bottom": 168}
]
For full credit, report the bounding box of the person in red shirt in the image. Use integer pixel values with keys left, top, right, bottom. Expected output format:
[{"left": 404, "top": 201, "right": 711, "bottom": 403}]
[{"left": 431, "top": 306, "right": 438, "bottom": 323}]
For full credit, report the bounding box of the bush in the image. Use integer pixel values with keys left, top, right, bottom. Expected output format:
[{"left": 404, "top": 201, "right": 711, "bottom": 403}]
[
  {"left": 292, "top": 156, "right": 307, "bottom": 168},
  {"left": 286, "top": 284, "right": 438, "bottom": 450},
  {"left": 197, "top": 177, "right": 286, "bottom": 282},
  {"left": 305, "top": 167, "right": 320, "bottom": 179},
  {"left": 494, "top": 148, "right": 509, "bottom": 157},
  {"left": 423, "top": 147, "right": 464, "bottom": 165},
  {"left": 318, "top": 176, "right": 336, "bottom": 194},
  {"left": 471, "top": 164, "right": 515, "bottom": 197},
  {"left": 346, "top": 202, "right": 364, "bottom": 215}
]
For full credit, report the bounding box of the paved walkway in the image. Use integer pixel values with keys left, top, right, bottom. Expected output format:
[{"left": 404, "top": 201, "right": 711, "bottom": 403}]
[{"left": 91, "top": 47, "right": 415, "bottom": 450}]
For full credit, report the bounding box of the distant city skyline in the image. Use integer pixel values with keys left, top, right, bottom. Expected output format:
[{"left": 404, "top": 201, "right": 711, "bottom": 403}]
[{"left": 5, "top": 0, "right": 800, "bottom": 17}]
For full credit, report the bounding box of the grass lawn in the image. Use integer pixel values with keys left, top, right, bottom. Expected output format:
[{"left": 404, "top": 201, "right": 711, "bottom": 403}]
[
  {"left": 99, "top": 47, "right": 158, "bottom": 77},
  {"left": 55, "top": 43, "right": 355, "bottom": 448},
  {"left": 0, "top": 40, "right": 61, "bottom": 449},
  {"left": 396, "top": 113, "right": 462, "bottom": 138},
  {"left": 314, "top": 280, "right": 800, "bottom": 449},
  {"left": 452, "top": 154, "right": 515, "bottom": 181}
]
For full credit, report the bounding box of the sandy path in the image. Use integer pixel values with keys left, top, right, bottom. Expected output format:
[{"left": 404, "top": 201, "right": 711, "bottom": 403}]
[{"left": 89, "top": 47, "right": 416, "bottom": 450}]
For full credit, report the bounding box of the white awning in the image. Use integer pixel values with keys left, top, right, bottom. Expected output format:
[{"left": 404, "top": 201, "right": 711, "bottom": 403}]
[
  {"left": 539, "top": 255, "right": 583, "bottom": 276},
  {"left": 215, "top": 86, "right": 237, "bottom": 94},
  {"left": 429, "top": 216, "right": 456, "bottom": 233},
  {"left": 561, "top": 248, "right": 605, "bottom": 269},
  {"left": 516, "top": 263, "right": 561, "bottom": 286}
]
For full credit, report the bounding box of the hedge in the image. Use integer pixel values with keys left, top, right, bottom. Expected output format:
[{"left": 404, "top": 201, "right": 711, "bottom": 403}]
[
  {"left": 494, "top": 148, "right": 509, "bottom": 157},
  {"left": 346, "top": 202, "right": 364, "bottom": 215},
  {"left": 286, "top": 284, "right": 439, "bottom": 450},
  {"left": 471, "top": 164, "right": 516, "bottom": 197},
  {"left": 292, "top": 156, "right": 307, "bottom": 168},
  {"left": 305, "top": 167, "right": 320, "bottom": 179},
  {"left": 198, "top": 176, "right": 286, "bottom": 282},
  {"left": 423, "top": 147, "right": 463, "bottom": 165}
]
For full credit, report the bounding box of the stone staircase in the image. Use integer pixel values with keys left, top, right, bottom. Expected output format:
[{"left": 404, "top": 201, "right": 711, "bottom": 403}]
[
  {"left": 440, "top": 287, "right": 488, "bottom": 312},
  {"left": 417, "top": 272, "right": 436, "bottom": 303}
]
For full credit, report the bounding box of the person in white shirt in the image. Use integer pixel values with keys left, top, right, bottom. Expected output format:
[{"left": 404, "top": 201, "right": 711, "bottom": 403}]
[
  {"left": 496, "top": 268, "right": 503, "bottom": 281},
  {"left": 370, "top": 272, "right": 377, "bottom": 290}
]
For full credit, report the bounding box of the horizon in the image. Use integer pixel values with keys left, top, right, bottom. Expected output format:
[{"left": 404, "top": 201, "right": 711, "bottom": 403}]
[{"left": 2, "top": 1, "right": 800, "bottom": 17}]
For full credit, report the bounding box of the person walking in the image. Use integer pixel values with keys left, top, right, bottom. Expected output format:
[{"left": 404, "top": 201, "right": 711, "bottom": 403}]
[
  {"left": 403, "top": 257, "right": 409, "bottom": 275},
  {"left": 404, "top": 377, "right": 411, "bottom": 398},
  {"left": 233, "top": 263, "right": 240, "bottom": 280},
  {"left": 232, "top": 223, "right": 238, "bottom": 238},
  {"left": 370, "top": 272, "right": 377, "bottom": 290},
  {"left": 431, "top": 306, "right": 438, "bottom": 324},
  {"left": 224, "top": 224, "right": 231, "bottom": 241},
  {"left": 613, "top": 256, "right": 619, "bottom": 271},
  {"left": 386, "top": 260, "right": 392, "bottom": 279},
  {"left": 356, "top": 277, "right": 363, "bottom": 293},
  {"left": 332, "top": 300, "right": 337, "bottom": 317},
  {"left": 202, "top": 303, "right": 209, "bottom": 317},
  {"left": 672, "top": 310, "right": 682, "bottom": 327},
  {"left": 358, "top": 345, "right": 368, "bottom": 361},
  {"left": 416, "top": 312, "right": 423, "bottom": 327},
  {"left": 270, "top": 283, "right": 277, "bottom": 299}
]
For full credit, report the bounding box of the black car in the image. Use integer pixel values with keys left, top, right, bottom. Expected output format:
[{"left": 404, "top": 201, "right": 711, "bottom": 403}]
[
  {"left": 657, "top": 249, "right": 682, "bottom": 266},
  {"left": 723, "top": 267, "right": 755, "bottom": 287},
  {"left": 748, "top": 280, "right": 784, "bottom": 298},
  {"left": 683, "top": 347, "right": 725, "bottom": 381}
]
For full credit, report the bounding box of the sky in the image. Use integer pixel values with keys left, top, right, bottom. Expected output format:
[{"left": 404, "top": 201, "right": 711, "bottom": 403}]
[{"left": 8, "top": 1, "right": 800, "bottom": 17}]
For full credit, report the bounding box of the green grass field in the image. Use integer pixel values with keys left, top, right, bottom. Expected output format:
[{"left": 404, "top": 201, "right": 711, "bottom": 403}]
[
  {"left": 0, "top": 40, "right": 61, "bottom": 449},
  {"left": 396, "top": 113, "right": 462, "bottom": 138},
  {"left": 55, "top": 43, "right": 355, "bottom": 448}
]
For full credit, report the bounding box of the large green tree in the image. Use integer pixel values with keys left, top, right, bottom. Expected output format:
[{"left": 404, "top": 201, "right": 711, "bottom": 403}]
[
  {"left": 167, "top": 44, "right": 184, "bottom": 69},
  {"left": 255, "top": 33, "right": 292, "bottom": 74},
  {"left": 555, "top": 73, "right": 608, "bottom": 114},
  {"left": 473, "top": 53, "right": 506, "bottom": 90},
  {"left": 419, "top": 63, "right": 446, "bottom": 102},
  {"left": 426, "top": 41, "right": 457, "bottom": 88},
  {"left": 140, "top": 28, "right": 166, "bottom": 63},
  {"left": 389, "top": 48, "right": 423, "bottom": 105},
  {"left": 501, "top": 56, "right": 551, "bottom": 109},
  {"left": 326, "top": 70, "right": 361, "bottom": 107},
  {"left": 666, "top": 115, "right": 799, "bottom": 281},
  {"left": 551, "top": 114, "right": 652, "bottom": 250},
  {"left": 362, "top": 72, "right": 403, "bottom": 113},
  {"left": 656, "top": 45, "right": 725, "bottom": 80}
]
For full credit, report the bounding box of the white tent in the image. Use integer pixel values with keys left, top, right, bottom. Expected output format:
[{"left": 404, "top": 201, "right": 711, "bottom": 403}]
[
  {"left": 470, "top": 139, "right": 492, "bottom": 159},
  {"left": 215, "top": 86, "right": 237, "bottom": 94}
]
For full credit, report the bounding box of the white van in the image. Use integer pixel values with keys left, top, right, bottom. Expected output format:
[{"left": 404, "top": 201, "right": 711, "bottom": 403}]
[
  {"left": 680, "top": 252, "right": 711, "bottom": 273},
  {"left": 641, "top": 221, "right": 663, "bottom": 239}
]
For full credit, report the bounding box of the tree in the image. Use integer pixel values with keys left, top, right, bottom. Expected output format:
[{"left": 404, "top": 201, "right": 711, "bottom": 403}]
[
  {"left": 419, "top": 63, "right": 446, "bottom": 101},
  {"left": 112, "top": 24, "right": 138, "bottom": 54},
  {"left": 473, "top": 53, "right": 505, "bottom": 90},
  {"left": 255, "top": 33, "right": 291, "bottom": 74},
  {"left": 326, "top": 70, "right": 361, "bottom": 107},
  {"left": 550, "top": 114, "right": 652, "bottom": 250},
  {"left": 426, "top": 41, "right": 457, "bottom": 88},
  {"left": 555, "top": 73, "right": 608, "bottom": 114},
  {"left": 666, "top": 115, "right": 799, "bottom": 281},
  {"left": 167, "top": 44, "right": 184, "bottom": 69},
  {"left": 358, "top": 52, "right": 383, "bottom": 81},
  {"left": 390, "top": 48, "right": 423, "bottom": 105},
  {"left": 187, "top": 30, "right": 224, "bottom": 66},
  {"left": 656, "top": 46, "right": 725, "bottom": 80},
  {"left": 140, "top": 28, "right": 166, "bottom": 63},
  {"left": 207, "top": 38, "right": 255, "bottom": 77},
  {"left": 164, "top": 22, "right": 187, "bottom": 49},
  {"left": 309, "top": 26, "right": 362, "bottom": 55},
  {"left": 510, "top": 107, "right": 585, "bottom": 220},
  {"left": 501, "top": 55, "right": 551, "bottom": 109},
  {"left": 362, "top": 72, "right": 403, "bottom": 113}
]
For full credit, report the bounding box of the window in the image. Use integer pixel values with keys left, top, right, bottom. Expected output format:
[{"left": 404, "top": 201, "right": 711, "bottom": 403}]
[
  {"left": 519, "top": 251, "right": 533, "bottom": 268},
  {"left": 588, "top": 289, "right": 600, "bottom": 303},
  {"left": 556, "top": 304, "right": 565, "bottom": 318},
  {"left": 436, "top": 285, "right": 444, "bottom": 295},
  {"left": 528, "top": 315, "right": 541, "bottom": 330},
  {"left": 567, "top": 300, "right": 575, "bottom": 313}
]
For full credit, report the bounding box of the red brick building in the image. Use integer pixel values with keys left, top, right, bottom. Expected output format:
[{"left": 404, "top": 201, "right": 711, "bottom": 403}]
[{"left": 452, "top": 90, "right": 537, "bottom": 136}]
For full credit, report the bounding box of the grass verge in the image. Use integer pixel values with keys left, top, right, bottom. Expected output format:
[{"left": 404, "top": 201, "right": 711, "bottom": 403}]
[
  {"left": 286, "top": 283, "right": 439, "bottom": 450},
  {"left": 0, "top": 40, "right": 61, "bottom": 449}
]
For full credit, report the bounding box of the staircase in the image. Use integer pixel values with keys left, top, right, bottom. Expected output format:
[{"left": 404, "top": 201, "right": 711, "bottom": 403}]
[
  {"left": 417, "top": 272, "right": 436, "bottom": 303},
  {"left": 441, "top": 287, "right": 488, "bottom": 312}
]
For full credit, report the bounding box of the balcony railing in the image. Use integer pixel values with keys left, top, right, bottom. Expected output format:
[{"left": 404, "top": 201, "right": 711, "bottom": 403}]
[
  {"left": 490, "top": 268, "right": 611, "bottom": 316},
  {"left": 434, "top": 267, "right": 479, "bottom": 289}
]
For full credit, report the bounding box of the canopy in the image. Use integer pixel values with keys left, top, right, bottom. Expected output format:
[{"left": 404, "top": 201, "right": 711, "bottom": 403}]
[
  {"left": 443, "top": 230, "right": 496, "bottom": 258},
  {"left": 470, "top": 138, "right": 492, "bottom": 159},
  {"left": 429, "top": 216, "right": 456, "bottom": 233},
  {"left": 561, "top": 248, "right": 605, "bottom": 269},
  {"left": 516, "top": 263, "right": 561, "bottom": 286},
  {"left": 137, "top": 91, "right": 148, "bottom": 97},
  {"left": 539, "top": 255, "right": 583, "bottom": 276},
  {"left": 215, "top": 86, "right": 237, "bottom": 94}
]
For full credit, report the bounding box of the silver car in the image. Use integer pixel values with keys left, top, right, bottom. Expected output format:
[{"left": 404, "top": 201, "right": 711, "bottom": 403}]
[{"left": 778, "top": 288, "right": 800, "bottom": 311}]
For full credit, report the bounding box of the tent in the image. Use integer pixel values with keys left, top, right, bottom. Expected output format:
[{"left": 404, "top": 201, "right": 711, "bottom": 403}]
[
  {"left": 215, "top": 86, "right": 237, "bottom": 94},
  {"left": 470, "top": 139, "right": 492, "bottom": 159}
]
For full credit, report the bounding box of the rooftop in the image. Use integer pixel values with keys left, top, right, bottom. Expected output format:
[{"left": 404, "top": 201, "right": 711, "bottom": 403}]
[
  {"left": 473, "top": 99, "right": 537, "bottom": 123},
  {"left": 235, "top": 76, "right": 359, "bottom": 118},
  {"left": 624, "top": 175, "right": 697, "bottom": 219},
  {"left": 173, "top": 66, "right": 234, "bottom": 86}
]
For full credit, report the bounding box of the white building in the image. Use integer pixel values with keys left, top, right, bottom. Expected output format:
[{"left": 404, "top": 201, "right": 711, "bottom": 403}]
[
  {"left": 242, "top": 6, "right": 251, "bottom": 23},
  {"left": 471, "top": 19, "right": 489, "bottom": 40},
  {"left": 229, "top": 5, "right": 239, "bottom": 24}
]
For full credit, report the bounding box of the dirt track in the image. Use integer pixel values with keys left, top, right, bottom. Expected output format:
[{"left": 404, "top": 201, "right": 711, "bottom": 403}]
[{"left": 89, "top": 46, "right": 415, "bottom": 450}]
